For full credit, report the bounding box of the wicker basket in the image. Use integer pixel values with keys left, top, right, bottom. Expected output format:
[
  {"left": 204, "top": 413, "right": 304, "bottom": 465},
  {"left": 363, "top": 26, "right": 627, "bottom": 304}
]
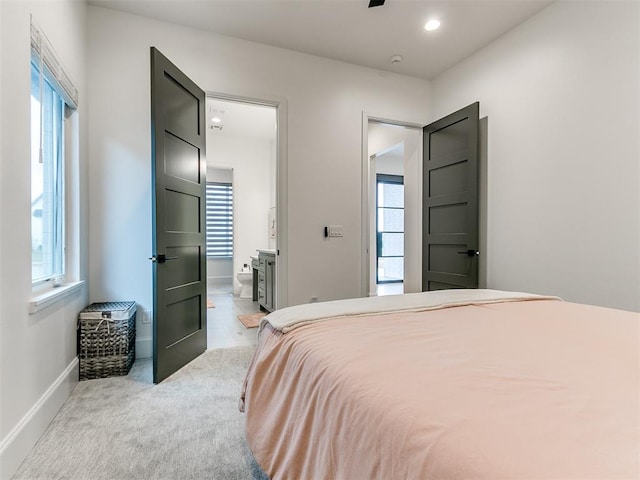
[{"left": 78, "top": 301, "right": 136, "bottom": 380}]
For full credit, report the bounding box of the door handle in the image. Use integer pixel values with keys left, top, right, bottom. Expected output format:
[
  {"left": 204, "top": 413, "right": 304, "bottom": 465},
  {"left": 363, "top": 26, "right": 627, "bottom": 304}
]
[
  {"left": 457, "top": 250, "right": 479, "bottom": 257},
  {"left": 149, "top": 254, "right": 179, "bottom": 264}
]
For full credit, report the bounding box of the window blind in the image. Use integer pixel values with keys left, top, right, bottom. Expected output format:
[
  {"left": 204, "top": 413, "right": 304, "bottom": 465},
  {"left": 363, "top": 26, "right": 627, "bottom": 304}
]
[
  {"left": 206, "top": 182, "right": 233, "bottom": 257},
  {"left": 30, "top": 16, "right": 78, "bottom": 109}
]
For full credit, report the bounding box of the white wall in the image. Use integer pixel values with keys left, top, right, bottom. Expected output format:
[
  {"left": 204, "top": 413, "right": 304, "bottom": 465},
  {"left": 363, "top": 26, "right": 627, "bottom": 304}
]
[
  {"left": 432, "top": 1, "right": 640, "bottom": 312},
  {"left": 86, "top": 6, "right": 431, "bottom": 315},
  {"left": 377, "top": 151, "right": 404, "bottom": 176},
  {"left": 0, "top": 1, "right": 88, "bottom": 477},
  {"left": 207, "top": 135, "right": 272, "bottom": 294}
]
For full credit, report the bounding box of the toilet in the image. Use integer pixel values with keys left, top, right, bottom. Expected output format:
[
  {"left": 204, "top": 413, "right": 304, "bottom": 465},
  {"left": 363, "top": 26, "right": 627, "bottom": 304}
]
[{"left": 237, "top": 267, "right": 253, "bottom": 299}]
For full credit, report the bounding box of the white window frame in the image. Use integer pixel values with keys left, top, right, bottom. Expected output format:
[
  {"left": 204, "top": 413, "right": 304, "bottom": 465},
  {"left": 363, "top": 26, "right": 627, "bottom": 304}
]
[
  {"left": 29, "top": 17, "right": 83, "bottom": 311},
  {"left": 30, "top": 61, "right": 66, "bottom": 286}
]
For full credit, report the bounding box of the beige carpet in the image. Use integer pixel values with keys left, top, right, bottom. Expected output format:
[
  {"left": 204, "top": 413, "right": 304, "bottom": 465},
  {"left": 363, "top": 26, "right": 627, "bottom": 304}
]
[{"left": 237, "top": 312, "right": 266, "bottom": 329}]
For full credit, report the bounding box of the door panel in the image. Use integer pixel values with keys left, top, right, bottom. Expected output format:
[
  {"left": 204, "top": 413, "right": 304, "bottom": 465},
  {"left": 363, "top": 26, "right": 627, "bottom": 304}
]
[
  {"left": 151, "top": 47, "right": 207, "bottom": 383},
  {"left": 164, "top": 133, "right": 201, "bottom": 184},
  {"left": 429, "top": 204, "right": 467, "bottom": 234},
  {"left": 428, "top": 281, "right": 460, "bottom": 291},
  {"left": 429, "top": 118, "right": 469, "bottom": 157},
  {"left": 429, "top": 161, "right": 468, "bottom": 196},
  {"left": 429, "top": 244, "right": 469, "bottom": 275},
  {"left": 164, "top": 246, "right": 201, "bottom": 288},
  {"left": 165, "top": 190, "right": 201, "bottom": 232},
  {"left": 423, "top": 103, "right": 479, "bottom": 290}
]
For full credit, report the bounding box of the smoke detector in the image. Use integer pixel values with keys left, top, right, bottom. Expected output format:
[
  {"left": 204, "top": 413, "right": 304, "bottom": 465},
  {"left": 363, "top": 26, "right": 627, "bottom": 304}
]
[{"left": 389, "top": 54, "right": 403, "bottom": 65}]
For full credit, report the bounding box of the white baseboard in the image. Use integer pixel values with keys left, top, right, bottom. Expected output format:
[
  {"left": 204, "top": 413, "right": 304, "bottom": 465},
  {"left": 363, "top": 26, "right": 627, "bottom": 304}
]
[
  {"left": 207, "top": 276, "right": 232, "bottom": 284},
  {"left": 0, "top": 358, "right": 78, "bottom": 479},
  {"left": 136, "top": 337, "right": 152, "bottom": 359}
]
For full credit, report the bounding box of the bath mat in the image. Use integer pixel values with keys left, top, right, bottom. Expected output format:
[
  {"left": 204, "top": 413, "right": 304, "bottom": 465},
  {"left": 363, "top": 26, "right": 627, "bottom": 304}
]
[
  {"left": 237, "top": 312, "right": 266, "bottom": 329},
  {"left": 207, "top": 299, "right": 215, "bottom": 308}
]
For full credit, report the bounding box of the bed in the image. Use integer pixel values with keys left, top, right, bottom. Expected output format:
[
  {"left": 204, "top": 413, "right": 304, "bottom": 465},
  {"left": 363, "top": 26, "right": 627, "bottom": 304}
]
[{"left": 240, "top": 289, "right": 639, "bottom": 479}]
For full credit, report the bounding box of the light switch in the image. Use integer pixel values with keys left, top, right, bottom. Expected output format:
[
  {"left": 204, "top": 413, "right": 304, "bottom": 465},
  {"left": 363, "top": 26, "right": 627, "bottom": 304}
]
[{"left": 328, "top": 225, "right": 343, "bottom": 237}]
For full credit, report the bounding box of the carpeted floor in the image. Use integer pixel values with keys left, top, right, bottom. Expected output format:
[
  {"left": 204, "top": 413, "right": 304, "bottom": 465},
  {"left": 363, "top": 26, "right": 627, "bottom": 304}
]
[{"left": 14, "top": 346, "right": 269, "bottom": 480}]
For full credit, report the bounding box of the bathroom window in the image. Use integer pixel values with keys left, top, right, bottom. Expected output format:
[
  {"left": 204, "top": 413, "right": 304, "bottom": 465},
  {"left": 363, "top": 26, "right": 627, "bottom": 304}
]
[{"left": 206, "top": 182, "right": 233, "bottom": 257}]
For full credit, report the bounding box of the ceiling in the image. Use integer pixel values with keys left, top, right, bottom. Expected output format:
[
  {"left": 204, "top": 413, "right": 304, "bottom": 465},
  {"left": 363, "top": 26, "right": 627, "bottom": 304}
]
[{"left": 88, "top": 0, "right": 554, "bottom": 80}]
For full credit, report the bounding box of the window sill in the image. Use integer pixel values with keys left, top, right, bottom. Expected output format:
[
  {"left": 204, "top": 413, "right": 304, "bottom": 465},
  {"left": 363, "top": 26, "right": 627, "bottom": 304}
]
[{"left": 29, "top": 280, "right": 85, "bottom": 314}]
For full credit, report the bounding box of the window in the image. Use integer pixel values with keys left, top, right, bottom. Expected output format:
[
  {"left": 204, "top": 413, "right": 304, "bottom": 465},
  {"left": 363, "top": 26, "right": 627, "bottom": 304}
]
[
  {"left": 206, "top": 182, "right": 233, "bottom": 257},
  {"left": 376, "top": 174, "right": 404, "bottom": 283},
  {"left": 31, "top": 62, "right": 65, "bottom": 282},
  {"left": 30, "top": 18, "right": 78, "bottom": 285}
]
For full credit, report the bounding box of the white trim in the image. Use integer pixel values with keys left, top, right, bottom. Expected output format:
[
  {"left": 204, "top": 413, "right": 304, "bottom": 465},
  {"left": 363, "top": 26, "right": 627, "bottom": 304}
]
[
  {"left": 206, "top": 91, "right": 289, "bottom": 310},
  {"left": 29, "top": 280, "right": 84, "bottom": 314},
  {"left": 361, "top": 113, "right": 424, "bottom": 298},
  {"left": 361, "top": 112, "right": 370, "bottom": 298},
  {"left": 0, "top": 358, "right": 78, "bottom": 479},
  {"left": 206, "top": 275, "right": 233, "bottom": 281},
  {"left": 136, "top": 337, "right": 152, "bottom": 359}
]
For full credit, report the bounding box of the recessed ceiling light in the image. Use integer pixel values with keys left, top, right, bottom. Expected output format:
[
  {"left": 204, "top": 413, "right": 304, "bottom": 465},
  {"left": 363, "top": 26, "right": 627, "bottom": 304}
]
[
  {"left": 424, "top": 19, "right": 441, "bottom": 31},
  {"left": 211, "top": 117, "right": 222, "bottom": 123}
]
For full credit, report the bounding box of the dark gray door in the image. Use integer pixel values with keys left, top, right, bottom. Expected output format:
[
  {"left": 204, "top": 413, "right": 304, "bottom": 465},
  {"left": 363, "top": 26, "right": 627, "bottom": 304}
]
[
  {"left": 423, "top": 102, "right": 479, "bottom": 291},
  {"left": 150, "top": 47, "right": 207, "bottom": 383}
]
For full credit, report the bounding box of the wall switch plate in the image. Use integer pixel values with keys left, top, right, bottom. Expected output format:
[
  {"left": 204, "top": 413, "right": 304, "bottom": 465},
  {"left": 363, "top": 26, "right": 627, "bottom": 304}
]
[
  {"left": 328, "top": 225, "right": 343, "bottom": 237},
  {"left": 141, "top": 309, "right": 152, "bottom": 324}
]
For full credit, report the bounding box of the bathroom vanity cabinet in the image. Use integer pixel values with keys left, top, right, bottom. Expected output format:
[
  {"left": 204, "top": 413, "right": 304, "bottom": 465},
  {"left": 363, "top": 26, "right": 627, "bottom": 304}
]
[
  {"left": 257, "top": 250, "right": 276, "bottom": 312},
  {"left": 251, "top": 257, "right": 259, "bottom": 302}
]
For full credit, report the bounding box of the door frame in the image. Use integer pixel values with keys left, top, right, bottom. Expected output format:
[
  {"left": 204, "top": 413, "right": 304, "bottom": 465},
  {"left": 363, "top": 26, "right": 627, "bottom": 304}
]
[
  {"left": 361, "top": 113, "right": 423, "bottom": 297},
  {"left": 207, "top": 91, "right": 288, "bottom": 310}
]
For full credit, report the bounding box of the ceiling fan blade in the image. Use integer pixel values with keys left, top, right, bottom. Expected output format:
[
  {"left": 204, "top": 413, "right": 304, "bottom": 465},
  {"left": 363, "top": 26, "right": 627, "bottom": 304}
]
[{"left": 368, "top": 0, "right": 385, "bottom": 8}]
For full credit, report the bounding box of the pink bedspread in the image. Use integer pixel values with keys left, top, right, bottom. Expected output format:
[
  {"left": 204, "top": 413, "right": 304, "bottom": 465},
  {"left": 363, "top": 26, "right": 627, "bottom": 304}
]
[{"left": 241, "top": 299, "right": 639, "bottom": 479}]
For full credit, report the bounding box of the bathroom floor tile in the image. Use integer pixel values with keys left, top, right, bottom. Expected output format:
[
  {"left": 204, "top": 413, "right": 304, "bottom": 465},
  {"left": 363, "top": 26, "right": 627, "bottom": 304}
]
[{"left": 206, "top": 283, "right": 261, "bottom": 349}]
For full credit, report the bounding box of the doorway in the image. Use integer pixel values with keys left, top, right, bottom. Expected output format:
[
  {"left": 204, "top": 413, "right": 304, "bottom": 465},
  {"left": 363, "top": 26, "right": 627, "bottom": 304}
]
[
  {"left": 362, "top": 104, "right": 483, "bottom": 300},
  {"left": 150, "top": 49, "right": 288, "bottom": 381},
  {"left": 205, "top": 96, "right": 277, "bottom": 348},
  {"left": 365, "top": 119, "right": 422, "bottom": 297}
]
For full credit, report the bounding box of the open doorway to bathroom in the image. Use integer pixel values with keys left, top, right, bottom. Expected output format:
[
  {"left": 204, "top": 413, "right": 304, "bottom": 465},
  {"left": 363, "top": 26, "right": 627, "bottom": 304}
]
[
  {"left": 367, "top": 120, "right": 421, "bottom": 297},
  {"left": 205, "top": 96, "right": 277, "bottom": 348}
]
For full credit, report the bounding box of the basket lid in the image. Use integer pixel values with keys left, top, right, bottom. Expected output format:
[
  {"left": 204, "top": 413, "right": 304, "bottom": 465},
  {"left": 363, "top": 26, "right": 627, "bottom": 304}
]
[{"left": 79, "top": 301, "right": 136, "bottom": 320}]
